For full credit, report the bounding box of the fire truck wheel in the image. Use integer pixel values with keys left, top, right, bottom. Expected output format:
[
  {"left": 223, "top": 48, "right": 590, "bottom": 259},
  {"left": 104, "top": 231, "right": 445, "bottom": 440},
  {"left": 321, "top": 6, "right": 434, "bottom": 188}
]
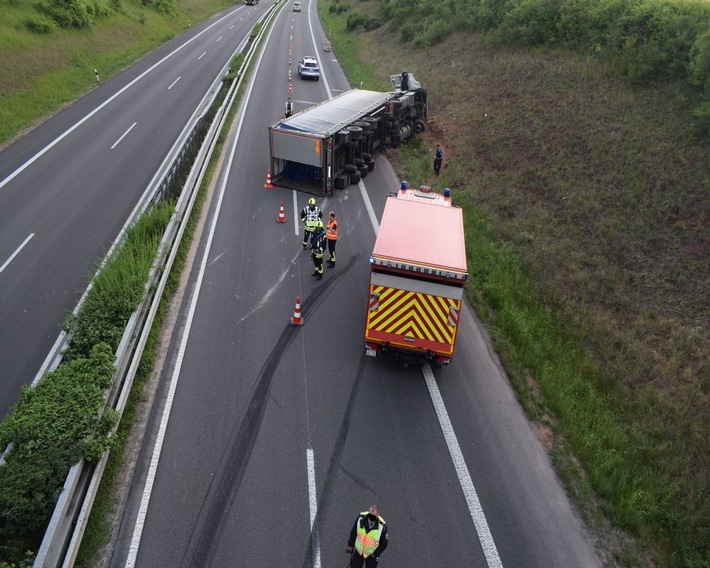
[{"left": 349, "top": 171, "right": 362, "bottom": 184}]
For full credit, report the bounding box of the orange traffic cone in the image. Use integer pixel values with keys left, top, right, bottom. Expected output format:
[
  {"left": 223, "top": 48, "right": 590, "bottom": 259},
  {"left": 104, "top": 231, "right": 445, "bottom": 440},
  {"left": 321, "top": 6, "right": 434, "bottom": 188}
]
[
  {"left": 264, "top": 169, "right": 273, "bottom": 188},
  {"left": 277, "top": 201, "right": 286, "bottom": 223},
  {"left": 290, "top": 296, "right": 304, "bottom": 326},
  {"left": 288, "top": 83, "right": 293, "bottom": 94}
]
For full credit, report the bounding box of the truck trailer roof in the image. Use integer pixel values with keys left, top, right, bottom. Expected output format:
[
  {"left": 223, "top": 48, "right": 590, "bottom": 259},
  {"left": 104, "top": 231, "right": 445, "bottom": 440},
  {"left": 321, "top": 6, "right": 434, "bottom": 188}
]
[
  {"left": 372, "top": 196, "right": 468, "bottom": 278},
  {"left": 273, "top": 89, "right": 391, "bottom": 138}
]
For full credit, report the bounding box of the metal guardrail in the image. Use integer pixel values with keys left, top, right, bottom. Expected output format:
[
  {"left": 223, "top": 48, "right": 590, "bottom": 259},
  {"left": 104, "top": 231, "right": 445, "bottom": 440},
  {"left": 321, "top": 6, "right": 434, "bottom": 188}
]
[{"left": 30, "top": 5, "right": 282, "bottom": 566}]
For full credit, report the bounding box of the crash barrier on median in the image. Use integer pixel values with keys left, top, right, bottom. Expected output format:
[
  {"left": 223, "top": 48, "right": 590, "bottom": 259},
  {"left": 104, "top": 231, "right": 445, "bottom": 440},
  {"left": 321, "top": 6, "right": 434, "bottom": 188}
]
[{"left": 15, "top": 4, "right": 286, "bottom": 566}]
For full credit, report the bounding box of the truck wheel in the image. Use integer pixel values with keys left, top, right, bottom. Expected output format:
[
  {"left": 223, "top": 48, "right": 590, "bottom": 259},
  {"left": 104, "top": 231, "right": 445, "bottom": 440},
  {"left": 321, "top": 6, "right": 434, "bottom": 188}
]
[
  {"left": 349, "top": 171, "right": 361, "bottom": 184},
  {"left": 414, "top": 119, "right": 426, "bottom": 134},
  {"left": 366, "top": 159, "right": 376, "bottom": 171},
  {"left": 347, "top": 125, "right": 363, "bottom": 140},
  {"left": 336, "top": 130, "right": 350, "bottom": 145},
  {"left": 343, "top": 164, "right": 357, "bottom": 174},
  {"left": 358, "top": 165, "right": 369, "bottom": 178},
  {"left": 390, "top": 135, "right": 401, "bottom": 148},
  {"left": 362, "top": 152, "right": 372, "bottom": 161},
  {"left": 354, "top": 121, "right": 370, "bottom": 133},
  {"left": 354, "top": 157, "right": 364, "bottom": 167}
]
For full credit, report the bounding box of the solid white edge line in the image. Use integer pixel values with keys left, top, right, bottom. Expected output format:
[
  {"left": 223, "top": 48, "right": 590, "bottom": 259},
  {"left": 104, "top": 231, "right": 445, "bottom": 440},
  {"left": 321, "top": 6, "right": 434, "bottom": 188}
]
[
  {"left": 422, "top": 363, "right": 503, "bottom": 568},
  {"left": 307, "top": 448, "right": 321, "bottom": 568},
  {"left": 358, "top": 180, "right": 379, "bottom": 235},
  {"left": 125, "top": 17, "right": 285, "bottom": 566},
  {"left": 0, "top": 233, "right": 34, "bottom": 273},
  {"left": 293, "top": 191, "right": 300, "bottom": 236}
]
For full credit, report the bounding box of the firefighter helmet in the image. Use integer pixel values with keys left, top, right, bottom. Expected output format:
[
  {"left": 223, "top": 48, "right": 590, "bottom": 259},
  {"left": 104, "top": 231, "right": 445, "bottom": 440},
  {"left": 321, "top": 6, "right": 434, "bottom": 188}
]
[
  {"left": 317, "top": 220, "right": 324, "bottom": 228},
  {"left": 308, "top": 197, "right": 316, "bottom": 206}
]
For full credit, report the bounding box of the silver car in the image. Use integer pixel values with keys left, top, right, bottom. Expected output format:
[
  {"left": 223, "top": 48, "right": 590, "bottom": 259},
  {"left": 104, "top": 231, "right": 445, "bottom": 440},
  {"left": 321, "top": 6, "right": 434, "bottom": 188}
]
[{"left": 298, "top": 56, "right": 320, "bottom": 80}]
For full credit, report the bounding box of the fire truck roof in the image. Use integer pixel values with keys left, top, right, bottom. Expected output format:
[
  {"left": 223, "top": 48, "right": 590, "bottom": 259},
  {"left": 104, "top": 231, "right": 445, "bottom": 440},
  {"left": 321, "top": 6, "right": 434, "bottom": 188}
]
[{"left": 373, "top": 196, "right": 468, "bottom": 277}]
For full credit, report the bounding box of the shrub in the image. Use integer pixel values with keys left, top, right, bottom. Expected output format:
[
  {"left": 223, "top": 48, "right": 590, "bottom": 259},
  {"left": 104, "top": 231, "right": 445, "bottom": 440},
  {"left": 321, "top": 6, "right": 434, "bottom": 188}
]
[
  {"left": 363, "top": 17, "right": 381, "bottom": 31},
  {"left": 0, "top": 344, "right": 115, "bottom": 564},
  {"left": 345, "top": 12, "right": 367, "bottom": 31},
  {"left": 24, "top": 16, "right": 56, "bottom": 33},
  {"left": 689, "top": 28, "right": 710, "bottom": 94}
]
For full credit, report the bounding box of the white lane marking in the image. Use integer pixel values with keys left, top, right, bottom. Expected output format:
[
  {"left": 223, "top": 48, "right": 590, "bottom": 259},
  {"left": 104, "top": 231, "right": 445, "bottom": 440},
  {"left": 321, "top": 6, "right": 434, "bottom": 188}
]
[
  {"left": 126, "top": 18, "right": 290, "bottom": 566},
  {"left": 307, "top": 448, "right": 321, "bottom": 568},
  {"left": 293, "top": 191, "right": 300, "bottom": 236},
  {"left": 111, "top": 122, "right": 137, "bottom": 149},
  {"left": 217, "top": 35, "right": 223, "bottom": 42},
  {"left": 168, "top": 76, "right": 182, "bottom": 90},
  {"left": 198, "top": 51, "right": 207, "bottom": 60},
  {"left": 230, "top": 25, "right": 235, "bottom": 29},
  {"left": 358, "top": 180, "right": 378, "bottom": 236},
  {"left": 305, "top": 0, "right": 331, "bottom": 95},
  {"left": 0, "top": 233, "right": 34, "bottom": 273},
  {"left": 422, "top": 363, "right": 503, "bottom": 567},
  {"left": 0, "top": 7, "right": 244, "bottom": 191}
]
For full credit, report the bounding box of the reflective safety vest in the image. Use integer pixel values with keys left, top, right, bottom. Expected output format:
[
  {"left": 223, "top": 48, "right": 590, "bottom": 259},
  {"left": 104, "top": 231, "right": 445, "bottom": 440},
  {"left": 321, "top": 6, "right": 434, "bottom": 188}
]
[
  {"left": 326, "top": 218, "right": 338, "bottom": 240},
  {"left": 302, "top": 206, "right": 321, "bottom": 230},
  {"left": 354, "top": 513, "right": 385, "bottom": 558}
]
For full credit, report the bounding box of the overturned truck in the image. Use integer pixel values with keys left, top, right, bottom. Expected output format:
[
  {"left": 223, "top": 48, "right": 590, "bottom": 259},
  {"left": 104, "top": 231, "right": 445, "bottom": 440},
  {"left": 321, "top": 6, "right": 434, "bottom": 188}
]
[{"left": 268, "top": 77, "right": 427, "bottom": 195}]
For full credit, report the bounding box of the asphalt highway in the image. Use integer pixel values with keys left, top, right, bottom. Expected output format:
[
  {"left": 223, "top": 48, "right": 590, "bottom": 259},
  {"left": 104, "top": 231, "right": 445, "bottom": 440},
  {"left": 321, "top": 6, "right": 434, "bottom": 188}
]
[
  {"left": 0, "top": 2, "right": 267, "bottom": 418},
  {"left": 109, "top": 1, "right": 602, "bottom": 566}
]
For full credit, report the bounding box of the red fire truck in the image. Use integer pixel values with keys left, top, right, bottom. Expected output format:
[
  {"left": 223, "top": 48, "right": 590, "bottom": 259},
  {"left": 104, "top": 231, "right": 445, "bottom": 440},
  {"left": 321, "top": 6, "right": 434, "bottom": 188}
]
[{"left": 364, "top": 186, "right": 468, "bottom": 365}]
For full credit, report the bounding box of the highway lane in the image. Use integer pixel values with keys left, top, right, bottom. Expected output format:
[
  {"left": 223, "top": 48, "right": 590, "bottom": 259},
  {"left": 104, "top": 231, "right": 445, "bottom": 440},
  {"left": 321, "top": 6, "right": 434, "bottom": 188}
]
[
  {"left": 0, "top": 3, "right": 269, "bottom": 418},
  {"left": 112, "top": 1, "right": 600, "bottom": 566}
]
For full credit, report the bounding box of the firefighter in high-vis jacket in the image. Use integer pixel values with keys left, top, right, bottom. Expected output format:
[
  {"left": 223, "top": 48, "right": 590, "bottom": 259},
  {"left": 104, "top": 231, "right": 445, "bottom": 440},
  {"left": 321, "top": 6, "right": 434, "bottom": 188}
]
[
  {"left": 345, "top": 505, "right": 388, "bottom": 567},
  {"left": 325, "top": 210, "right": 338, "bottom": 267},
  {"left": 300, "top": 197, "right": 323, "bottom": 248},
  {"left": 310, "top": 221, "right": 326, "bottom": 280}
]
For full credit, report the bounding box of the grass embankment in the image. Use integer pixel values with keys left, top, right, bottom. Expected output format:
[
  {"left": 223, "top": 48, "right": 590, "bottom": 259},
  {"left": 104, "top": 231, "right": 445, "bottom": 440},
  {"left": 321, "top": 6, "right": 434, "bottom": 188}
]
[
  {"left": 0, "top": 0, "right": 229, "bottom": 144},
  {"left": 321, "top": 2, "right": 709, "bottom": 566}
]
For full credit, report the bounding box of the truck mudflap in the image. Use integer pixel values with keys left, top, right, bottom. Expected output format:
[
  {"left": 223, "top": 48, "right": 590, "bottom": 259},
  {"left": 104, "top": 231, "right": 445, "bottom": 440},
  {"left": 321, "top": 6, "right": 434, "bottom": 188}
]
[{"left": 364, "top": 283, "right": 462, "bottom": 362}]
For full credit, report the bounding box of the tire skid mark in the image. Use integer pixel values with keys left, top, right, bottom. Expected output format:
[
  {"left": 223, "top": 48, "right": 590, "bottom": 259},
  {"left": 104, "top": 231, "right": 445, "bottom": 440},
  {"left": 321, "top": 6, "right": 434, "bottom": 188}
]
[{"left": 182, "top": 255, "right": 362, "bottom": 566}]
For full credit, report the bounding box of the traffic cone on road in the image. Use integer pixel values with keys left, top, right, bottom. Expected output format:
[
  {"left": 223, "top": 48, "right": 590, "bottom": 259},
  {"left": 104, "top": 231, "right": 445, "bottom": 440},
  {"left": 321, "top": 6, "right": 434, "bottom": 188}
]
[
  {"left": 277, "top": 201, "right": 286, "bottom": 223},
  {"left": 290, "top": 296, "right": 304, "bottom": 326},
  {"left": 264, "top": 169, "right": 273, "bottom": 188}
]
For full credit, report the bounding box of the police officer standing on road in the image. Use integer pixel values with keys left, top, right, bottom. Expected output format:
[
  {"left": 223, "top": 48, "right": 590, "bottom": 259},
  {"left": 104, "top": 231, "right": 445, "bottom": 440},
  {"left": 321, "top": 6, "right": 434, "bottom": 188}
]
[
  {"left": 300, "top": 197, "right": 322, "bottom": 249},
  {"left": 346, "top": 505, "right": 389, "bottom": 567},
  {"left": 310, "top": 221, "right": 326, "bottom": 280},
  {"left": 325, "top": 210, "right": 338, "bottom": 267}
]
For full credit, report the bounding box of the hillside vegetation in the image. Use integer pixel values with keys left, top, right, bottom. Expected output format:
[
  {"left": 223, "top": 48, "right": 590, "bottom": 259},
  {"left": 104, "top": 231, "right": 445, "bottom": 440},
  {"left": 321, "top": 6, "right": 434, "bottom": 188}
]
[
  {"left": 0, "top": 0, "right": 708, "bottom": 566},
  {"left": 321, "top": 0, "right": 709, "bottom": 565}
]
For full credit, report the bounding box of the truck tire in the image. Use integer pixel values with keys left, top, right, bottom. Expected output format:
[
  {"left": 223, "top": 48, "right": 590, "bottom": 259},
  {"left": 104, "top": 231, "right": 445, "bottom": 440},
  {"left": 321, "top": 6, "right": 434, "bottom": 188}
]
[
  {"left": 366, "top": 158, "right": 376, "bottom": 171},
  {"left": 354, "top": 157, "right": 364, "bottom": 167},
  {"left": 358, "top": 165, "right": 369, "bottom": 178},
  {"left": 343, "top": 164, "right": 357, "bottom": 174},
  {"left": 390, "top": 135, "right": 401, "bottom": 148},
  {"left": 347, "top": 125, "right": 363, "bottom": 140},
  {"left": 414, "top": 119, "right": 426, "bottom": 134},
  {"left": 354, "top": 121, "right": 370, "bottom": 133},
  {"left": 349, "top": 171, "right": 361, "bottom": 184},
  {"left": 362, "top": 152, "right": 372, "bottom": 161},
  {"left": 336, "top": 130, "right": 350, "bottom": 145}
]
